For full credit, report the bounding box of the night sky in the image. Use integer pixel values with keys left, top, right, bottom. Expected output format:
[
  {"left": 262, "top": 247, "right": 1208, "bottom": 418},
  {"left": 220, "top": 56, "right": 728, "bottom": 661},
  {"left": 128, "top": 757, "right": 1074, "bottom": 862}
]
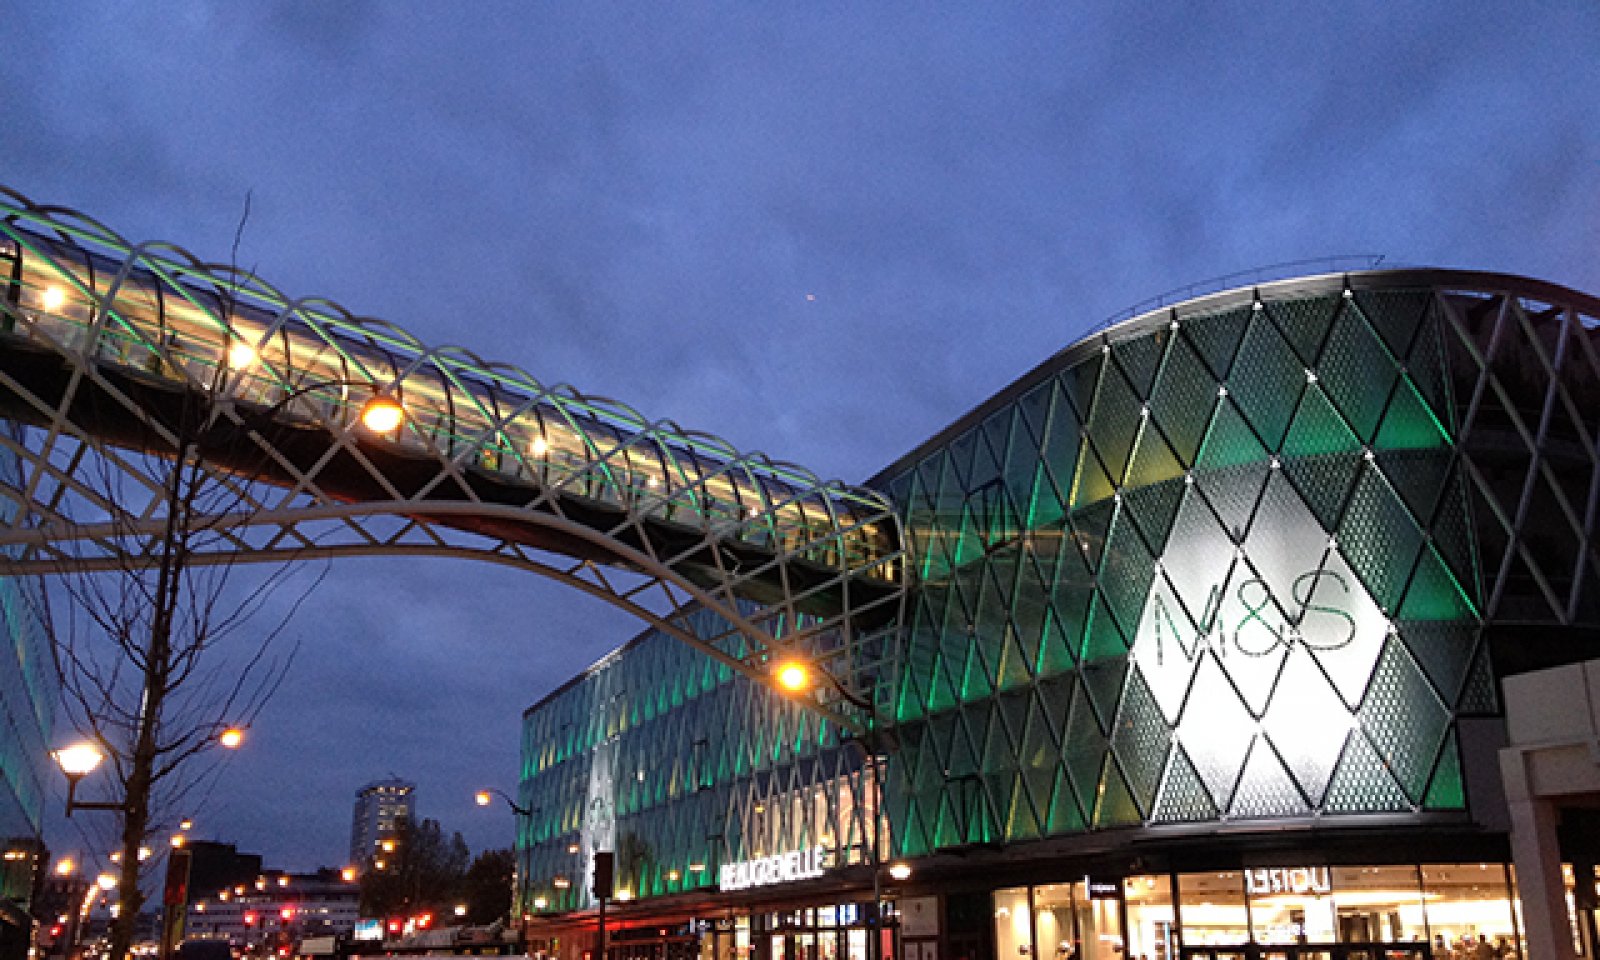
[{"left": 5, "top": 2, "right": 1597, "bottom": 872}]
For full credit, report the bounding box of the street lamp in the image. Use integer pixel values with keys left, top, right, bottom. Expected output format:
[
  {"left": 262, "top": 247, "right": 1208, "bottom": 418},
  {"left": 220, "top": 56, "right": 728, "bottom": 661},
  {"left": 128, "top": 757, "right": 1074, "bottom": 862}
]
[
  {"left": 474, "top": 787, "right": 533, "bottom": 818},
  {"left": 52, "top": 743, "right": 121, "bottom": 816},
  {"left": 771, "top": 659, "right": 891, "bottom": 960}
]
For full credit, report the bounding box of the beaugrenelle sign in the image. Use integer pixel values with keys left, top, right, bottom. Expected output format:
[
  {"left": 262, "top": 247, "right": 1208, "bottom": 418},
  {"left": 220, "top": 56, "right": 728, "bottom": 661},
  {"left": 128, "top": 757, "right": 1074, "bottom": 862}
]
[{"left": 719, "top": 846, "right": 829, "bottom": 891}]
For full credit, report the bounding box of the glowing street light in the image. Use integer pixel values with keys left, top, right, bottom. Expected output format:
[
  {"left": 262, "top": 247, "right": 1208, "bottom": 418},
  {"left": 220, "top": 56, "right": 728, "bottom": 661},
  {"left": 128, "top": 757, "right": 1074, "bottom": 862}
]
[
  {"left": 51, "top": 743, "right": 121, "bottom": 817},
  {"left": 218, "top": 727, "right": 245, "bottom": 749},
  {"left": 95, "top": 873, "right": 117, "bottom": 891}
]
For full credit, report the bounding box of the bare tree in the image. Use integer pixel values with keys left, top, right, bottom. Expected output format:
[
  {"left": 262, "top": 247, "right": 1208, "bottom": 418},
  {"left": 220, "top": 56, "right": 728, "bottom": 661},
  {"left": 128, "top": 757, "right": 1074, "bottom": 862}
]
[{"left": 19, "top": 201, "right": 327, "bottom": 960}]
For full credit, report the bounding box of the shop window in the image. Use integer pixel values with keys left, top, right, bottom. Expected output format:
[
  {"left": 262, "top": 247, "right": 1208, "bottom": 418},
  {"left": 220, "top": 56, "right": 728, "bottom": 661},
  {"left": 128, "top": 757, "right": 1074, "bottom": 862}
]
[
  {"left": 1124, "top": 875, "right": 1175, "bottom": 960},
  {"left": 1032, "top": 884, "right": 1076, "bottom": 960},
  {"left": 1176, "top": 871, "right": 1249, "bottom": 949},
  {"left": 1244, "top": 865, "right": 1337, "bottom": 945},
  {"left": 993, "top": 887, "right": 1032, "bottom": 960},
  {"left": 1330, "top": 865, "right": 1428, "bottom": 944},
  {"left": 1420, "top": 864, "right": 1519, "bottom": 958}
]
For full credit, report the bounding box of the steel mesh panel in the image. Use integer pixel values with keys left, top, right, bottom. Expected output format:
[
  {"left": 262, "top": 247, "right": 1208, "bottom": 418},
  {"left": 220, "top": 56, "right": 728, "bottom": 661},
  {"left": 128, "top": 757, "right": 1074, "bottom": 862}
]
[
  {"left": 1394, "top": 620, "right": 1475, "bottom": 710},
  {"left": 1153, "top": 745, "right": 1220, "bottom": 822},
  {"left": 1264, "top": 292, "right": 1340, "bottom": 365},
  {"left": 1046, "top": 767, "right": 1087, "bottom": 834},
  {"left": 1062, "top": 679, "right": 1108, "bottom": 805},
  {"left": 1071, "top": 441, "right": 1118, "bottom": 512},
  {"left": 1402, "top": 308, "right": 1456, "bottom": 436},
  {"left": 1148, "top": 334, "right": 1221, "bottom": 466},
  {"left": 1124, "top": 429, "right": 1187, "bottom": 553},
  {"left": 1020, "top": 692, "right": 1063, "bottom": 828},
  {"left": 1098, "top": 508, "right": 1156, "bottom": 636},
  {"left": 1242, "top": 470, "right": 1332, "bottom": 613},
  {"left": 1087, "top": 362, "right": 1148, "bottom": 484},
  {"left": 1110, "top": 668, "right": 1172, "bottom": 814},
  {"left": 1114, "top": 329, "right": 1169, "bottom": 398},
  {"left": 1280, "top": 384, "right": 1369, "bottom": 528},
  {"left": 1262, "top": 646, "right": 1352, "bottom": 805},
  {"left": 1357, "top": 639, "right": 1448, "bottom": 801},
  {"left": 1229, "top": 740, "right": 1309, "bottom": 819},
  {"left": 1160, "top": 484, "right": 1240, "bottom": 621},
  {"left": 1005, "top": 772, "right": 1042, "bottom": 839},
  {"left": 1177, "top": 654, "right": 1256, "bottom": 811},
  {"left": 1320, "top": 299, "right": 1400, "bottom": 443},
  {"left": 1338, "top": 464, "right": 1424, "bottom": 614},
  {"left": 1070, "top": 497, "right": 1115, "bottom": 575},
  {"left": 1457, "top": 642, "right": 1499, "bottom": 714},
  {"left": 1398, "top": 546, "right": 1478, "bottom": 624},
  {"left": 1195, "top": 398, "right": 1271, "bottom": 539},
  {"left": 1038, "top": 379, "right": 1082, "bottom": 517},
  {"left": 1422, "top": 728, "right": 1466, "bottom": 811},
  {"left": 1183, "top": 305, "right": 1251, "bottom": 381},
  {"left": 1358, "top": 288, "right": 1434, "bottom": 360},
  {"left": 1230, "top": 306, "right": 1308, "bottom": 450},
  {"left": 1323, "top": 730, "right": 1411, "bottom": 814}
]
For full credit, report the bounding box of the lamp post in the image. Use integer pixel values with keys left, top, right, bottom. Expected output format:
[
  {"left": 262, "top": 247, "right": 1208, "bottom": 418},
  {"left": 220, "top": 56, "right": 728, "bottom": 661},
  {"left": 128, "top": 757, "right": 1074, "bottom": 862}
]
[
  {"left": 50, "top": 732, "right": 242, "bottom": 960},
  {"left": 773, "top": 659, "right": 892, "bottom": 960}
]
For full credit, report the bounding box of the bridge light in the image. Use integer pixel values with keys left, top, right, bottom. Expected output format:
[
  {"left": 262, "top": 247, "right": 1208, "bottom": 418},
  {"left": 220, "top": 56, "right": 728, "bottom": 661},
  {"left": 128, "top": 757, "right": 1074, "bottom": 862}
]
[
  {"left": 360, "top": 394, "right": 405, "bottom": 433},
  {"left": 775, "top": 661, "right": 811, "bottom": 694},
  {"left": 227, "top": 342, "right": 259, "bottom": 370}
]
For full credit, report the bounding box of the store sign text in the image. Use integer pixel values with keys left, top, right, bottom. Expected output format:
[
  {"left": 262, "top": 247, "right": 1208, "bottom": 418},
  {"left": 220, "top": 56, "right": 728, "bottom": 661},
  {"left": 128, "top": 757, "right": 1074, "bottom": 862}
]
[
  {"left": 1246, "top": 866, "right": 1331, "bottom": 896},
  {"left": 1145, "top": 570, "right": 1359, "bottom": 665},
  {"left": 719, "top": 846, "right": 829, "bottom": 891}
]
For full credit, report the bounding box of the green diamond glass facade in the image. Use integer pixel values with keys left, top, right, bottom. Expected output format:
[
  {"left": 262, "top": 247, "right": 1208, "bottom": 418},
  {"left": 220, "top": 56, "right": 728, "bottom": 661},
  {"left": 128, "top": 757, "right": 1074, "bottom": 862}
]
[{"left": 521, "top": 269, "right": 1600, "bottom": 924}]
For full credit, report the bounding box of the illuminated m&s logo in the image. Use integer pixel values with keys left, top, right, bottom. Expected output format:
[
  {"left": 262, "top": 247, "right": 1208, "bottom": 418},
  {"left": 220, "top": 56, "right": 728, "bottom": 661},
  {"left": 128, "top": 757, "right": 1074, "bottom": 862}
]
[{"left": 1143, "top": 568, "right": 1360, "bottom": 666}]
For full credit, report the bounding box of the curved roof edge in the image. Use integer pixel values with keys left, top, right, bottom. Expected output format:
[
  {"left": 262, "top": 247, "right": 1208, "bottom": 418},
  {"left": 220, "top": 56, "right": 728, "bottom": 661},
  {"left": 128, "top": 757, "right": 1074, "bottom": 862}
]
[{"left": 868, "top": 266, "right": 1600, "bottom": 488}]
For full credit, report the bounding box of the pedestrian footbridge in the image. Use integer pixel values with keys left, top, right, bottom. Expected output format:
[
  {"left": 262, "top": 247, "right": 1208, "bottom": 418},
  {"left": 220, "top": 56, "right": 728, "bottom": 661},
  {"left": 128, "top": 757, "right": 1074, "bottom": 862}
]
[{"left": 0, "top": 188, "right": 903, "bottom": 721}]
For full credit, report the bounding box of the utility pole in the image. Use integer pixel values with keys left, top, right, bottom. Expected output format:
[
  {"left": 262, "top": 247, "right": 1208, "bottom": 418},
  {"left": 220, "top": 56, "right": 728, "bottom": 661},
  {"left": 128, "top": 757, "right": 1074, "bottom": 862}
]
[{"left": 592, "top": 852, "right": 614, "bottom": 960}]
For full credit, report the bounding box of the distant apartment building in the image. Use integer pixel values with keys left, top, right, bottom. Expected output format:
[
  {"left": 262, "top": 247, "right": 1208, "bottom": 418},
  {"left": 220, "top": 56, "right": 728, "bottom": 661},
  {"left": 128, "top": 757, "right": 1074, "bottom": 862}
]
[
  {"left": 185, "top": 868, "right": 360, "bottom": 947},
  {"left": 349, "top": 779, "right": 414, "bottom": 868}
]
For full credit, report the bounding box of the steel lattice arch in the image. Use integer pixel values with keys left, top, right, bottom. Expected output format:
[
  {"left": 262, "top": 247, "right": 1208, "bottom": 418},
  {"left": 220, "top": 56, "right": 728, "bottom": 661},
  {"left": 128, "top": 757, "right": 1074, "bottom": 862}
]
[{"left": 0, "top": 187, "right": 905, "bottom": 730}]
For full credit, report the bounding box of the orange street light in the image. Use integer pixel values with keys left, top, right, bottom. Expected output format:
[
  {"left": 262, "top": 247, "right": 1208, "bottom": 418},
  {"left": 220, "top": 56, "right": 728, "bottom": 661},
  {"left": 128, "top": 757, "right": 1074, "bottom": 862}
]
[
  {"left": 219, "top": 727, "right": 245, "bottom": 749},
  {"left": 774, "top": 660, "right": 810, "bottom": 693}
]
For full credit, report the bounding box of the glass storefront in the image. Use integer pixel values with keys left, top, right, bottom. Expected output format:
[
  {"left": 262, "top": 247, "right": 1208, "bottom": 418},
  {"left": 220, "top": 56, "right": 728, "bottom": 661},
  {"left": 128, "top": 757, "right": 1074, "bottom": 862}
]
[
  {"left": 996, "top": 864, "right": 1529, "bottom": 959},
  {"left": 696, "top": 902, "right": 891, "bottom": 960}
]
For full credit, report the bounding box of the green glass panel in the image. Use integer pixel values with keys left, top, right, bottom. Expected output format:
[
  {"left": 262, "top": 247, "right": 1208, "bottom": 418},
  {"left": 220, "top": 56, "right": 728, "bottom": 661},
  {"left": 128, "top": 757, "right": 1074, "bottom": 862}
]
[
  {"left": 1148, "top": 334, "right": 1220, "bottom": 467},
  {"left": 1183, "top": 305, "right": 1251, "bottom": 381},
  {"left": 984, "top": 698, "right": 1020, "bottom": 775},
  {"left": 1045, "top": 766, "right": 1087, "bottom": 835},
  {"left": 975, "top": 409, "right": 1009, "bottom": 491},
  {"left": 1036, "top": 606, "right": 1077, "bottom": 677},
  {"left": 1020, "top": 693, "right": 1062, "bottom": 825},
  {"left": 959, "top": 632, "right": 996, "bottom": 702},
  {"left": 1027, "top": 461, "right": 1067, "bottom": 530},
  {"left": 1082, "top": 594, "right": 1128, "bottom": 663},
  {"left": 996, "top": 628, "right": 1034, "bottom": 693},
  {"left": 1229, "top": 307, "right": 1306, "bottom": 450},
  {"left": 1264, "top": 293, "right": 1340, "bottom": 365},
  {"left": 1093, "top": 757, "right": 1142, "bottom": 827},
  {"left": 1005, "top": 773, "right": 1042, "bottom": 840},
  {"left": 947, "top": 427, "right": 981, "bottom": 493},
  {"left": 1399, "top": 546, "right": 1479, "bottom": 623},
  {"left": 950, "top": 504, "right": 984, "bottom": 570},
  {"left": 1375, "top": 378, "right": 1449, "bottom": 453},
  {"left": 1196, "top": 393, "right": 1268, "bottom": 470},
  {"left": 1072, "top": 436, "right": 1118, "bottom": 509},
  {"left": 1458, "top": 642, "right": 1498, "bottom": 714}
]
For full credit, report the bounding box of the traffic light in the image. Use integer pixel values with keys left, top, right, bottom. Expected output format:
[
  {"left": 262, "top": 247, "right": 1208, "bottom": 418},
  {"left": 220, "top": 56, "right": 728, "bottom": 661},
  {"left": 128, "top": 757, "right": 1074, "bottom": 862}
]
[{"left": 592, "top": 851, "right": 614, "bottom": 900}]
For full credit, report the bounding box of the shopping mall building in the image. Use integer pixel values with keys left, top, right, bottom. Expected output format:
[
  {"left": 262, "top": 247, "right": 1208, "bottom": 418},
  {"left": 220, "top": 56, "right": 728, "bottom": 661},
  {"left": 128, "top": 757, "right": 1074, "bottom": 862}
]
[{"left": 516, "top": 270, "right": 1600, "bottom": 960}]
